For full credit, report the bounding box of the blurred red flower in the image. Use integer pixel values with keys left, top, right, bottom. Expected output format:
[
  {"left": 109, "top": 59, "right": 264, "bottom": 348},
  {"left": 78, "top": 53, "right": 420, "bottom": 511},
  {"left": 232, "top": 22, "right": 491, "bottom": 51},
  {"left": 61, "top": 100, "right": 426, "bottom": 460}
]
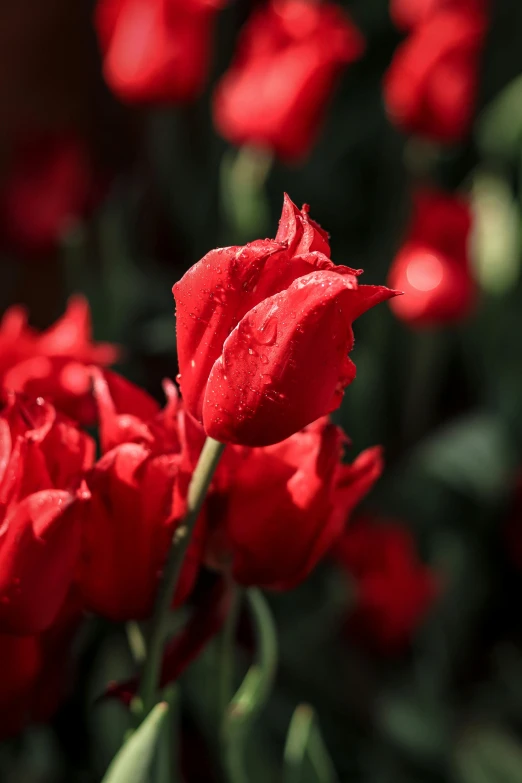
[
  {"left": 96, "top": 0, "right": 226, "bottom": 104},
  {"left": 213, "top": 0, "right": 364, "bottom": 161},
  {"left": 334, "top": 517, "right": 438, "bottom": 651},
  {"left": 388, "top": 188, "right": 476, "bottom": 326},
  {"left": 384, "top": 0, "right": 487, "bottom": 143},
  {"left": 205, "top": 419, "right": 383, "bottom": 589},
  {"left": 77, "top": 370, "right": 204, "bottom": 621},
  {"left": 0, "top": 295, "right": 119, "bottom": 423},
  {"left": 0, "top": 394, "right": 91, "bottom": 634},
  {"left": 0, "top": 131, "right": 100, "bottom": 256},
  {"left": 390, "top": 0, "right": 482, "bottom": 31},
  {"left": 173, "top": 193, "right": 398, "bottom": 447}
]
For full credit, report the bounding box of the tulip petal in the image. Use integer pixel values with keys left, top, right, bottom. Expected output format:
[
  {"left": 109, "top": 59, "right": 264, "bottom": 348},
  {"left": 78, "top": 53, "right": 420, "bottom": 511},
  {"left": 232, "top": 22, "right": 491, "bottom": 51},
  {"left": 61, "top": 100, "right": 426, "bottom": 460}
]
[
  {"left": 173, "top": 240, "right": 284, "bottom": 419},
  {"left": 0, "top": 490, "right": 84, "bottom": 634},
  {"left": 275, "top": 193, "right": 331, "bottom": 256},
  {"left": 203, "top": 271, "right": 398, "bottom": 445}
]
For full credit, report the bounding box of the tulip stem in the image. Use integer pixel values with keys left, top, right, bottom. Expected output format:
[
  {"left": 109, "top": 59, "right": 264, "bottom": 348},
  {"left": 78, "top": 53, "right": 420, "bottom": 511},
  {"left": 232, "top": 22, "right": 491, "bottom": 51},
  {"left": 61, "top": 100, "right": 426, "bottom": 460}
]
[
  {"left": 217, "top": 585, "right": 242, "bottom": 720},
  {"left": 138, "top": 436, "right": 226, "bottom": 717}
]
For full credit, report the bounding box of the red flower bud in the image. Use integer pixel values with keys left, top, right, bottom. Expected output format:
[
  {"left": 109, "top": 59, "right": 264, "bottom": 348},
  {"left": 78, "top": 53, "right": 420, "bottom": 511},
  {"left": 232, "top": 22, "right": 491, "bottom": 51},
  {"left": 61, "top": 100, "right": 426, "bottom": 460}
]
[
  {"left": 384, "top": 2, "right": 487, "bottom": 143},
  {"left": 96, "top": 0, "right": 226, "bottom": 104},
  {"left": 204, "top": 418, "right": 383, "bottom": 590},
  {"left": 0, "top": 132, "right": 100, "bottom": 256},
  {"left": 334, "top": 517, "right": 438, "bottom": 651},
  {"left": 213, "top": 0, "right": 364, "bottom": 161},
  {"left": 174, "top": 194, "right": 398, "bottom": 446},
  {"left": 388, "top": 189, "right": 476, "bottom": 326}
]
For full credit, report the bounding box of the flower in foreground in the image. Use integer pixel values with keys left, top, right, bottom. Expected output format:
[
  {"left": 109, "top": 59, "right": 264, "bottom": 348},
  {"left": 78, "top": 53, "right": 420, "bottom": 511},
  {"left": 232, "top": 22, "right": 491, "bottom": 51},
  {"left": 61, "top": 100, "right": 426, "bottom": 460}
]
[
  {"left": 213, "top": 0, "right": 364, "bottom": 161},
  {"left": 388, "top": 188, "right": 475, "bottom": 326},
  {"left": 174, "top": 193, "right": 398, "bottom": 447}
]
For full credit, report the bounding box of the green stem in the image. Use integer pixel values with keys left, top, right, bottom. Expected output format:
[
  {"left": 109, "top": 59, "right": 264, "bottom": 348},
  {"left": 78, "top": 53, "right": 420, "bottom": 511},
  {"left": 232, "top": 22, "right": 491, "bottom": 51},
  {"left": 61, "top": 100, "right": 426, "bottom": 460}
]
[
  {"left": 217, "top": 586, "right": 242, "bottom": 721},
  {"left": 138, "top": 437, "right": 226, "bottom": 717},
  {"left": 222, "top": 589, "right": 278, "bottom": 783}
]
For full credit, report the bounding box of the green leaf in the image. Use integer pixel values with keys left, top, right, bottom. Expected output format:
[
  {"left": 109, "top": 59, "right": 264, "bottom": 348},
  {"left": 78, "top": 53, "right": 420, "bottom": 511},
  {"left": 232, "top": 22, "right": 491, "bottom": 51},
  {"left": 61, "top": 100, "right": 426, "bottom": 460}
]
[
  {"left": 101, "top": 702, "right": 169, "bottom": 783},
  {"left": 477, "top": 74, "right": 522, "bottom": 159},
  {"left": 154, "top": 685, "right": 180, "bottom": 783},
  {"left": 454, "top": 726, "right": 522, "bottom": 783},
  {"left": 284, "top": 704, "right": 339, "bottom": 783},
  {"left": 414, "top": 412, "right": 517, "bottom": 505}
]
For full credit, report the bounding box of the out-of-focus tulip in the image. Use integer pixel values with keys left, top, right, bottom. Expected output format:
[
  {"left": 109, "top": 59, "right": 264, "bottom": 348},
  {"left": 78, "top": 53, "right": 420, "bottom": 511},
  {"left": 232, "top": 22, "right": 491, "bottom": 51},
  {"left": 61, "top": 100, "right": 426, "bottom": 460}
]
[
  {"left": 96, "top": 0, "right": 226, "bottom": 104},
  {"left": 0, "top": 132, "right": 99, "bottom": 255},
  {"left": 388, "top": 188, "right": 475, "bottom": 326},
  {"left": 384, "top": 0, "right": 487, "bottom": 143},
  {"left": 213, "top": 0, "right": 364, "bottom": 161},
  {"left": 334, "top": 516, "right": 438, "bottom": 651}
]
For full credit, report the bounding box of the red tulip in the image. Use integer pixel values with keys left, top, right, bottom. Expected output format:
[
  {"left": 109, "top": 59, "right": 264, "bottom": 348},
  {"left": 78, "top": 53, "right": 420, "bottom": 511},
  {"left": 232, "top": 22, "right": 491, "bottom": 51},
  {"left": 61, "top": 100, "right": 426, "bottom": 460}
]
[
  {"left": 0, "top": 395, "right": 90, "bottom": 634},
  {"left": 204, "top": 418, "right": 383, "bottom": 589},
  {"left": 388, "top": 188, "right": 475, "bottom": 326},
  {"left": 173, "top": 194, "right": 398, "bottom": 446},
  {"left": 334, "top": 517, "right": 438, "bottom": 651},
  {"left": 389, "top": 0, "right": 481, "bottom": 30},
  {"left": 213, "top": 0, "right": 364, "bottom": 161},
  {"left": 96, "top": 0, "right": 226, "bottom": 104},
  {"left": 78, "top": 372, "right": 205, "bottom": 621},
  {"left": 0, "top": 296, "right": 118, "bottom": 424},
  {"left": 0, "top": 132, "right": 99, "bottom": 256},
  {"left": 384, "top": 1, "right": 487, "bottom": 142}
]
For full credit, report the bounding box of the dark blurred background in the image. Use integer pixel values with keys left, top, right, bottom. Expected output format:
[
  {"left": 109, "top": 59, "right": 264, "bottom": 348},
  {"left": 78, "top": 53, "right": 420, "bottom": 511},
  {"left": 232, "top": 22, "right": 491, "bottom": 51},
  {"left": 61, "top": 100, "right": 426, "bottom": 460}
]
[{"left": 2, "top": 0, "right": 522, "bottom": 781}]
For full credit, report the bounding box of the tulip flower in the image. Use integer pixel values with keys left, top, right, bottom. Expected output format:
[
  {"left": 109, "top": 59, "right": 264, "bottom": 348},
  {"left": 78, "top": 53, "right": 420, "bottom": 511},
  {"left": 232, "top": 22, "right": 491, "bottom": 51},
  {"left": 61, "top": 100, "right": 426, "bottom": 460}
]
[
  {"left": 0, "top": 132, "right": 98, "bottom": 256},
  {"left": 384, "top": 0, "right": 487, "bottom": 143},
  {"left": 389, "top": 0, "right": 481, "bottom": 31},
  {"left": 0, "top": 396, "right": 91, "bottom": 634},
  {"left": 213, "top": 0, "right": 364, "bottom": 161},
  {"left": 173, "top": 194, "right": 398, "bottom": 447},
  {"left": 78, "top": 371, "right": 205, "bottom": 621},
  {"left": 204, "top": 418, "right": 383, "bottom": 589},
  {"left": 96, "top": 0, "right": 226, "bottom": 104},
  {"left": 0, "top": 296, "right": 118, "bottom": 424},
  {"left": 388, "top": 188, "right": 475, "bottom": 326},
  {"left": 334, "top": 517, "right": 438, "bottom": 651}
]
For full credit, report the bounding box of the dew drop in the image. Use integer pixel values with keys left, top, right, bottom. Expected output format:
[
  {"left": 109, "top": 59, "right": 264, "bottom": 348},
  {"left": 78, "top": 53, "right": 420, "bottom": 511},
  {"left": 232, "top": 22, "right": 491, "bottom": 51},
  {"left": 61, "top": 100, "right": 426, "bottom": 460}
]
[{"left": 254, "top": 315, "right": 278, "bottom": 346}]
